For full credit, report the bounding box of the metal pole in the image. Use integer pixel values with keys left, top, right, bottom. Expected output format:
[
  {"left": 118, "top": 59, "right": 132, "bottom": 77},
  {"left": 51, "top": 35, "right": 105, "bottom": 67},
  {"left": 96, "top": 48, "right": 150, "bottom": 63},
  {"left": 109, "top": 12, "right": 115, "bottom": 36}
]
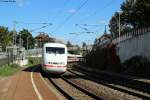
[
  {"left": 12, "top": 20, "right": 17, "bottom": 63},
  {"left": 27, "top": 36, "right": 30, "bottom": 52},
  {"left": 19, "top": 34, "right": 21, "bottom": 47},
  {"left": 119, "top": 12, "right": 121, "bottom": 42},
  {"left": 27, "top": 37, "right": 28, "bottom": 52},
  {"left": 40, "top": 38, "right": 41, "bottom": 48},
  {"left": 13, "top": 20, "right": 17, "bottom": 46},
  {"left": 13, "top": 22, "right": 15, "bottom": 45},
  {"left": 21, "top": 39, "right": 23, "bottom": 48}
]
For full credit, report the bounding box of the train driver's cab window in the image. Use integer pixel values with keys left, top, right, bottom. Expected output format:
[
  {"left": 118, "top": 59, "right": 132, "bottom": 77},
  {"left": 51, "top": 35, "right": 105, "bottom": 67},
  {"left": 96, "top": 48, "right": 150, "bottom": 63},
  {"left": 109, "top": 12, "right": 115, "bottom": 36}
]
[{"left": 46, "top": 47, "right": 65, "bottom": 54}]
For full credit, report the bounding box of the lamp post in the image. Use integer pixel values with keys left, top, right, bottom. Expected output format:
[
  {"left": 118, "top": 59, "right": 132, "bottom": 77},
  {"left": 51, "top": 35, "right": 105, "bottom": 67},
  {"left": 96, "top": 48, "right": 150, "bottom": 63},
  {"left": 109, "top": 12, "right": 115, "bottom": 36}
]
[
  {"left": 27, "top": 36, "right": 30, "bottom": 52},
  {"left": 19, "top": 34, "right": 22, "bottom": 47},
  {"left": 117, "top": 11, "right": 122, "bottom": 42},
  {"left": 13, "top": 20, "right": 17, "bottom": 46},
  {"left": 118, "top": 12, "right": 121, "bottom": 42}
]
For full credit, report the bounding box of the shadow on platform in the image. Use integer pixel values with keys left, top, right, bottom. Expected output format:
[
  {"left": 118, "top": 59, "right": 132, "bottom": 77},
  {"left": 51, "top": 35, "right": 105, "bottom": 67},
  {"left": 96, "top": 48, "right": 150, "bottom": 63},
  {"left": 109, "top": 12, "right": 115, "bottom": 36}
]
[{"left": 22, "top": 64, "right": 41, "bottom": 73}]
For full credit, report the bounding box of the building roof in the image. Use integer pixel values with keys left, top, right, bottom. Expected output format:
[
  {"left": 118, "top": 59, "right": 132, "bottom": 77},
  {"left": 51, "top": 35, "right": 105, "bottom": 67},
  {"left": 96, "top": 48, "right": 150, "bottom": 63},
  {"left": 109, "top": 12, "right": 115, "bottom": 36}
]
[{"left": 35, "top": 32, "right": 55, "bottom": 42}]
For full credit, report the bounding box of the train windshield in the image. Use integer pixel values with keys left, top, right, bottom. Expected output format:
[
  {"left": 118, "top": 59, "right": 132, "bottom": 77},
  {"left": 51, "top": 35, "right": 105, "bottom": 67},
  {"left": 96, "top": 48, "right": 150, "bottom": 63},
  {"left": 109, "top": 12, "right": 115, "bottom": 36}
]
[{"left": 46, "top": 47, "right": 65, "bottom": 54}]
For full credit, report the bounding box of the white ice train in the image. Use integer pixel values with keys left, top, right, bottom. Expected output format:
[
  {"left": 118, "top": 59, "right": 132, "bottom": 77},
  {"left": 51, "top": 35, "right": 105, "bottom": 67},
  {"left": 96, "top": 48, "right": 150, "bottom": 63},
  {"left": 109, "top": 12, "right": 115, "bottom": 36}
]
[{"left": 42, "top": 43, "right": 67, "bottom": 74}]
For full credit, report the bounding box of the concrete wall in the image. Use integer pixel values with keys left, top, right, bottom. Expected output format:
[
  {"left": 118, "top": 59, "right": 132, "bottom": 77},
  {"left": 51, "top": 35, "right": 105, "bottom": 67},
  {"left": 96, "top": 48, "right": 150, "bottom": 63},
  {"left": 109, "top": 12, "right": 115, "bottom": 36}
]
[
  {"left": 26, "top": 48, "right": 42, "bottom": 56},
  {"left": 113, "top": 31, "right": 150, "bottom": 62},
  {"left": 0, "top": 52, "right": 7, "bottom": 59}
]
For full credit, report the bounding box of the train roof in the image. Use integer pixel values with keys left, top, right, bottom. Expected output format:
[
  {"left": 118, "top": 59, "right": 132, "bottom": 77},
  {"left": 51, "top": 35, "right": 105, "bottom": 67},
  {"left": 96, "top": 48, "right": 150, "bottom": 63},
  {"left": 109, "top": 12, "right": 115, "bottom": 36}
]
[{"left": 43, "top": 43, "right": 67, "bottom": 48}]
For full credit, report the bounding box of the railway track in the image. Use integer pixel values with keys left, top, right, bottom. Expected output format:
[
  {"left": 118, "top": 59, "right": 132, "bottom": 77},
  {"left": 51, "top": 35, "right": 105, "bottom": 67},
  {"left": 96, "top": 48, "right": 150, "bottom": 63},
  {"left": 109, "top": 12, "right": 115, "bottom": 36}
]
[
  {"left": 68, "top": 66, "right": 150, "bottom": 100},
  {"left": 49, "top": 76, "right": 102, "bottom": 100}
]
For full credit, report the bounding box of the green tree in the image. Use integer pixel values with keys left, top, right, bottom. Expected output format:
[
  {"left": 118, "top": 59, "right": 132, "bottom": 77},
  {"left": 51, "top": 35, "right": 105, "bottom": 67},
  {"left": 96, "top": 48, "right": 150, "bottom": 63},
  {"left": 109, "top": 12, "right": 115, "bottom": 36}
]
[
  {"left": 17, "top": 29, "right": 35, "bottom": 49},
  {"left": 109, "top": 0, "right": 150, "bottom": 38},
  {"left": 66, "top": 41, "right": 73, "bottom": 47},
  {"left": 121, "top": 0, "right": 150, "bottom": 28},
  {"left": 109, "top": 12, "right": 132, "bottom": 38},
  {"left": 82, "top": 42, "right": 87, "bottom": 48},
  {"left": 0, "top": 26, "right": 12, "bottom": 51}
]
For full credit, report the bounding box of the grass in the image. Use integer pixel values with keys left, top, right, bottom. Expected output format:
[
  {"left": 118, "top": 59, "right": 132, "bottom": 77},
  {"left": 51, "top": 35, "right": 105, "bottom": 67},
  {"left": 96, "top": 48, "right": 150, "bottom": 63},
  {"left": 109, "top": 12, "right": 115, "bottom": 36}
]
[
  {"left": 0, "top": 57, "right": 42, "bottom": 76},
  {"left": 27, "top": 57, "right": 42, "bottom": 66},
  {"left": 0, "top": 64, "right": 21, "bottom": 76}
]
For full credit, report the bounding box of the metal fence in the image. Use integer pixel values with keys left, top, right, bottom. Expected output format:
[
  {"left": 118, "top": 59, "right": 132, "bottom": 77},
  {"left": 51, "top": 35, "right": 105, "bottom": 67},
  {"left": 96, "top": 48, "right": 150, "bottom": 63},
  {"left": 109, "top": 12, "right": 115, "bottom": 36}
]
[
  {"left": 112, "top": 27, "right": 150, "bottom": 44},
  {"left": 0, "top": 52, "right": 8, "bottom": 67},
  {"left": 26, "top": 48, "right": 42, "bottom": 57},
  {"left": 93, "top": 27, "right": 150, "bottom": 62}
]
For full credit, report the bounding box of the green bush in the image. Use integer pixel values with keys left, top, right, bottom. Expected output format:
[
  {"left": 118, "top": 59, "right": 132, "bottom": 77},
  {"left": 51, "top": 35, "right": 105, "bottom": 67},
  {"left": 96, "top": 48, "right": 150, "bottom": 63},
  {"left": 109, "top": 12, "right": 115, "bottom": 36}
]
[
  {"left": 10, "top": 63, "right": 20, "bottom": 68},
  {"left": 28, "top": 58, "right": 34, "bottom": 64},
  {"left": 85, "top": 44, "right": 150, "bottom": 77},
  {"left": 123, "top": 56, "right": 150, "bottom": 77},
  {"left": 85, "top": 44, "right": 121, "bottom": 72},
  {"left": 68, "top": 50, "right": 81, "bottom": 55},
  {"left": 28, "top": 57, "right": 42, "bottom": 65},
  {"left": 0, "top": 64, "right": 20, "bottom": 76}
]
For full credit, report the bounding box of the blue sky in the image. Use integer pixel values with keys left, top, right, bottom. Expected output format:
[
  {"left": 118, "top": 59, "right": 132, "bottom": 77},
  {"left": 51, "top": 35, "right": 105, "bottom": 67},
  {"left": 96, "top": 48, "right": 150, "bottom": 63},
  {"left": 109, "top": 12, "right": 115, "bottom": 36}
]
[{"left": 0, "top": 0, "right": 124, "bottom": 45}]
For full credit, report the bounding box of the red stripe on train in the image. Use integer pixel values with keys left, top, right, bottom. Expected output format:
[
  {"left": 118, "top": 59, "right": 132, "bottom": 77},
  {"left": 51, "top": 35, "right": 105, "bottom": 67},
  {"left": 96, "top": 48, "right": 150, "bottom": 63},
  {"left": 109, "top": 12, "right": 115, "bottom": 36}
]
[{"left": 43, "top": 64, "right": 66, "bottom": 68}]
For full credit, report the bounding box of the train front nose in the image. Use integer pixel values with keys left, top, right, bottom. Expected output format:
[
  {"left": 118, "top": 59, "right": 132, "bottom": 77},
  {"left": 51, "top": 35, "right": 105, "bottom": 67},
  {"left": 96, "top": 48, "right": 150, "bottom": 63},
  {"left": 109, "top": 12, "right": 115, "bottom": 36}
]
[{"left": 42, "top": 64, "right": 67, "bottom": 74}]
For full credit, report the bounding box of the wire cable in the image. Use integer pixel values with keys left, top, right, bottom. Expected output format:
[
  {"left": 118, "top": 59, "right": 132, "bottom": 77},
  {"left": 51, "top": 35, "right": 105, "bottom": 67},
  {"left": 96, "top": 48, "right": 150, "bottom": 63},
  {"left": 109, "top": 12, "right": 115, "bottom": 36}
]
[
  {"left": 30, "top": 24, "right": 52, "bottom": 32},
  {"left": 15, "top": 21, "right": 52, "bottom": 25},
  {"left": 78, "top": 0, "right": 114, "bottom": 23},
  {"left": 50, "top": 0, "right": 70, "bottom": 23},
  {"left": 0, "top": 0, "right": 16, "bottom": 2},
  {"left": 51, "top": 0, "right": 89, "bottom": 33}
]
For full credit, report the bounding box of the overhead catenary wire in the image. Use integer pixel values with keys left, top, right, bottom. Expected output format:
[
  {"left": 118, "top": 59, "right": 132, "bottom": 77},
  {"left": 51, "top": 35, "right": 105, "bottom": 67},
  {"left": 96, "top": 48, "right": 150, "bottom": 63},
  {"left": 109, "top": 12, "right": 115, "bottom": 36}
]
[
  {"left": 78, "top": 0, "right": 115, "bottom": 24},
  {"left": 70, "top": 0, "right": 115, "bottom": 38},
  {"left": 70, "top": 31, "right": 94, "bottom": 35},
  {"left": 51, "top": 0, "right": 89, "bottom": 33},
  {"left": 75, "top": 24, "right": 105, "bottom": 34},
  {"left": 13, "top": 21, "right": 52, "bottom": 33},
  {"left": 15, "top": 21, "right": 52, "bottom": 25},
  {"left": 75, "top": 24, "right": 89, "bottom": 31},
  {"left": 101, "top": 0, "right": 115, "bottom": 10},
  {"left": 30, "top": 24, "right": 52, "bottom": 32},
  {"left": 68, "top": 0, "right": 115, "bottom": 45},
  {"left": 0, "top": 0, "right": 16, "bottom": 2},
  {"left": 50, "top": 0, "right": 70, "bottom": 23}
]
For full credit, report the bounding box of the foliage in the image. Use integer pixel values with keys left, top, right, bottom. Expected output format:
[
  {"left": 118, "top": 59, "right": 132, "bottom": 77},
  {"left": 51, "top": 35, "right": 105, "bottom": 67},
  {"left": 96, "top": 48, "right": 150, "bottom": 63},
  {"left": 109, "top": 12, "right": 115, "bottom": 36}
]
[
  {"left": 68, "top": 45, "right": 81, "bottom": 55},
  {"left": 66, "top": 41, "right": 73, "bottom": 47},
  {"left": 17, "top": 29, "right": 35, "bottom": 49},
  {"left": 121, "top": 0, "right": 150, "bottom": 28},
  {"left": 10, "top": 63, "right": 20, "bottom": 68},
  {"left": 123, "top": 56, "right": 150, "bottom": 77},
  {"left": 28, "top": 57, "right": 42, "bottom": 65},
  {"left": 0, "top": 26, "right": 35, "bottom": 51},
  {"left": 109, "top": 0, "right": 150, "bottom": 38},
  {"left": 0, "top": 64, "right": 20, "bottom": 76},
  {"left": 82, "top": 42, "right": 87, "bottom": 48},
  {"left": 85, "top": 43, "right": 121, "bottom": 72},
  {"left": 109, "top": 12, "right": 132, "bottom": 38},
  {"left": 68, "top": 50, "right": 81, "bottom": 55},
  {"left": 0, "top": 26, "right": 12, "bottom": 51},
  {"left": 86, "top": 45, "right": 150, "bottom": 77},
  {"left": 28, "top": 58, "right": 34, "bottom": 65}
]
